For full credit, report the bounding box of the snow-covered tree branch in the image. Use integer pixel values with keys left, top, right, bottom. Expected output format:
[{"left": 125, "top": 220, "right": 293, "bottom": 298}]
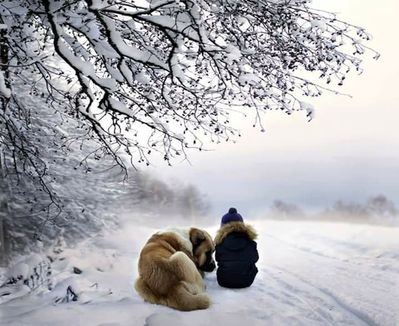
[{"left": 0, "top": 0, "right": 378, "bottom": 168}]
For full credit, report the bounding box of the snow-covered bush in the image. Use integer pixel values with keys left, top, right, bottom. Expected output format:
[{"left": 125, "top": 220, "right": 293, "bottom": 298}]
[
  {"left": 0, "top": 232, "right": 114, "bottom": 304},
  {"left": 0, "top": 253, "right": 52, "bottom": 303}
]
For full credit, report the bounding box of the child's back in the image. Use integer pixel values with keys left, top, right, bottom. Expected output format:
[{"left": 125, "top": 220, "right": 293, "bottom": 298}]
[{"left": 214, "top": 208, "right": 259, "bottom": 288}]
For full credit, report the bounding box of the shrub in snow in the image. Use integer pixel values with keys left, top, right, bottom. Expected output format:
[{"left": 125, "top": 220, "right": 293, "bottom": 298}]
[
  {"left": 52, "top": 277, "right": 112, "bottom": 304},
  {"left": 0, "top": 254, "right": 51, "bottom": 303},
  {"left": 3, "top": 254, "right": 51, "bottom": 289},
  {"left": 0, "top": 233, "right": 116, "bottom": 305}
]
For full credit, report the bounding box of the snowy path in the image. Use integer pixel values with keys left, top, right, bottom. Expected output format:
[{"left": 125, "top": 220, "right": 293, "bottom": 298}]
[{"left": 1, "top": 220, "right": 398, "bottom": 325}]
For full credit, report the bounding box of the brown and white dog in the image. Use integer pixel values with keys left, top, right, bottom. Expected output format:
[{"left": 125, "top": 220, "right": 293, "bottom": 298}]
[{"left": 134, "top": 228, "right": 216, "bottom": 311}]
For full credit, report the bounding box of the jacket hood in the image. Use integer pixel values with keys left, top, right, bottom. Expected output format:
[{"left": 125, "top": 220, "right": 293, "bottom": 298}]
[{"left": 214, "top": 222, "right": 257, "bottom": 245}]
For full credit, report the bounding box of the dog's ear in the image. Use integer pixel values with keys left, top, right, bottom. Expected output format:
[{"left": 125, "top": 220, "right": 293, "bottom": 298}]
[{"left": 190, "top": 228, "right": 205, "bottom": 250}]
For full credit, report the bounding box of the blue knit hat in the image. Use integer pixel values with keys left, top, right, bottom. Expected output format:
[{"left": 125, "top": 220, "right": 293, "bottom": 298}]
[{"left": 221, "top": 207, "right": 244, "bottom": 225}]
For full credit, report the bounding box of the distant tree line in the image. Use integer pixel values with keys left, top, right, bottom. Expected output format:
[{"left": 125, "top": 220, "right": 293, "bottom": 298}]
[
  {"left": 269, "top": 195, "right": 398, "bottom": 225},
  {"left": 130, "top": 173, "right": 209, "bottom": 218}
]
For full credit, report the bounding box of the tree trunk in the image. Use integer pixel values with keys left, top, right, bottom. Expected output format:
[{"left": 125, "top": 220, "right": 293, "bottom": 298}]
[
  {"left": 0, "top": 20, "right": 10, "bottom": 266},
  {"left": 0, "top": 20, "right": 9, "bottom": 80},
  {"left": 0, "top": 150, "right": 10, "bottom": 266}
]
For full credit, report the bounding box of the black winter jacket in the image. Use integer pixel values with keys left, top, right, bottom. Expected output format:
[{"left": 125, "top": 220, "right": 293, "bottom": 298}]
[{"left": 214, "top": 222, "right": 259, "bottom": 288}]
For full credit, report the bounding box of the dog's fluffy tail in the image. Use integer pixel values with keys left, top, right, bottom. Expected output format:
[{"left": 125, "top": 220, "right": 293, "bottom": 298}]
[{"left": 135, "top": 277, "right": 210, "bottom": 311}]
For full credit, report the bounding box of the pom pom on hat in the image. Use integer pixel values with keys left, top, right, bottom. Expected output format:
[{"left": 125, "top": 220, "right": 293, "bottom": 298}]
[{"left": 221, "top": 207, "right": 244, "bottom": 225}]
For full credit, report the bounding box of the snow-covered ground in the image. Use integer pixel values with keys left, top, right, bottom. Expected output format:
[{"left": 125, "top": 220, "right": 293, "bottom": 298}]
[{"left": 1, "top": 218, "right": 398, "bottom": 326}]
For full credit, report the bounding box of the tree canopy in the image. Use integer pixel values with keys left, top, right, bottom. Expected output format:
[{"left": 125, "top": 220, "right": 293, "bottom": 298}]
[{"left": 0, "top": 0, "right": 378, "bottom": 169}]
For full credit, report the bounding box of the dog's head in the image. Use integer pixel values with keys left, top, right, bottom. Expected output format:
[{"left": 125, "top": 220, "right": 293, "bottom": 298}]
[{"left": 189, "top": 228, "right": 216, "bottom": 272}]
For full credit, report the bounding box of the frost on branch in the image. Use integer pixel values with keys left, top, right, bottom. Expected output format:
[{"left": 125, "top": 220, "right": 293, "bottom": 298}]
[{"left": 0, "top": 0, "right": 378, "bottom": 166}]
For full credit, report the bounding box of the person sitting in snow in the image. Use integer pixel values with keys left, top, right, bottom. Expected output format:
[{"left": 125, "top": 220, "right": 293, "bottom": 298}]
[{"left": 214, "top": 208, "right": 259, "bottom": 288}]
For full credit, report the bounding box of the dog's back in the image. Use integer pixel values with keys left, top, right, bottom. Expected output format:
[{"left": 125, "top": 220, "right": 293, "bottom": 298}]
[{"left": 135, "top": 232, "right": 210, "bottom": 311}]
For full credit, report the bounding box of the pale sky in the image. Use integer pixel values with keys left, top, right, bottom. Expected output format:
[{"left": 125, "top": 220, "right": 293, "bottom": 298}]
[{"left": 149, "top": 0, "right": 399, "bottom": 218}]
